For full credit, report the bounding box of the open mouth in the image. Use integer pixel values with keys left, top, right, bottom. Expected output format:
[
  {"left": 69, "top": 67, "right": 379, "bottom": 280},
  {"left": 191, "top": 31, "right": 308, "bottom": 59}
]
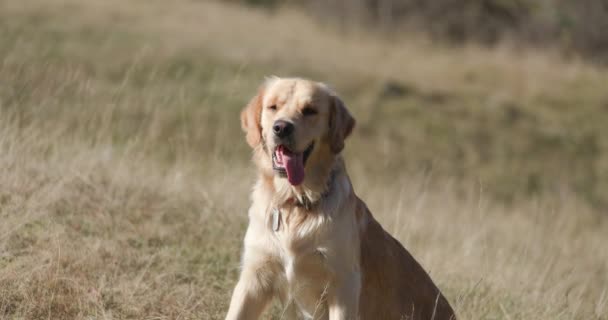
[{"left": 272, "top": 142, "right": 315, "bottom": 186}]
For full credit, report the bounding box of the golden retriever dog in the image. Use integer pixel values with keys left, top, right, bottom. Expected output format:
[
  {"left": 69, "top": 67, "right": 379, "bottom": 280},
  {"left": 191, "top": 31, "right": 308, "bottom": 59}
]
[{"left": 226, "top": 77, "right": 456, "bottom": 320}]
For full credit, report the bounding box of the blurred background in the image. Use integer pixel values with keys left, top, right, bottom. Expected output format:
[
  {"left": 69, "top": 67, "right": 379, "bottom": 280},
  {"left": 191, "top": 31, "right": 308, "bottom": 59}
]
[{"left": 1, "top": 0, "right": 607, "bottom": 319}]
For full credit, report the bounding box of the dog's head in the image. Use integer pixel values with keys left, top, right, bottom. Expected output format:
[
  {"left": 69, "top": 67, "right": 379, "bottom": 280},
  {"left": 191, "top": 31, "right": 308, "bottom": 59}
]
[{"left": 241, "top": 77, "right": 355, "bottom": 186}]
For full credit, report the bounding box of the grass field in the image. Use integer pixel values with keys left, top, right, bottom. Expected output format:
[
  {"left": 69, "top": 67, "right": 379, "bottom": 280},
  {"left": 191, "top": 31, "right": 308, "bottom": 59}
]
[{"left": 1, "top": 0, "right": 607, "bottom": 319}]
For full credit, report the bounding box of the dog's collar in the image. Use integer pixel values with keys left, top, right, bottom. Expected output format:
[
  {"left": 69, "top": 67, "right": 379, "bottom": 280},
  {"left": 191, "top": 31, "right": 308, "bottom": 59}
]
[
  {"left": 287, "top": 169, "right": 336, "bottom": 210},
  {"left": 270, "top": 169, "right": 337, "bottom": 232},
  {"left": 285, "top": 195, "right": 318, "bottom": 211}
]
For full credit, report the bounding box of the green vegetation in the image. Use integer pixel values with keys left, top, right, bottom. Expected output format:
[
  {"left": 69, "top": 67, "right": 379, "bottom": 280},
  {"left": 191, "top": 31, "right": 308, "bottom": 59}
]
[{"left": 242, "top": 0, "right": 608, "bottom": 63}]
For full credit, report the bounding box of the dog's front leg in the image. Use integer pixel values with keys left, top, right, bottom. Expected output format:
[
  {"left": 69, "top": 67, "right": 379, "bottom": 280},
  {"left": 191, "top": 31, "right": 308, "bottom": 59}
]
[
  {"left": 225, "top": 265, "right": 274, "bottom": 320},
  {"left": 327, "top": 271, "right": 361, "bottom": 320}
]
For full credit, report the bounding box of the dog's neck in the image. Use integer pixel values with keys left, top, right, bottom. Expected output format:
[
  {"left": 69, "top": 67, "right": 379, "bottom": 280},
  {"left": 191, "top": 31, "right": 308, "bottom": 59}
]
[{"left": 262, "top": 156, "right": 345, "bottom": 210}]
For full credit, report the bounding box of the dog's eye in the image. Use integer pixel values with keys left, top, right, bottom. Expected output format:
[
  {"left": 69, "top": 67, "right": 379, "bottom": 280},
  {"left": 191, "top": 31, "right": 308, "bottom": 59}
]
[
  {"left": 268, "top": 105, "right": 277, "bottom": 111},
  {"left": 302, "top": 107, "right": 318, "bottom": 116}
]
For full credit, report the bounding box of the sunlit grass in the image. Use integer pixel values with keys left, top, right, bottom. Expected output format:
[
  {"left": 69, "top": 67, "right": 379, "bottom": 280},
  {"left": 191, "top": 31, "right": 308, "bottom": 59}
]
[{"left": 1, "top": 0, "right": 607, "bottom": 319}]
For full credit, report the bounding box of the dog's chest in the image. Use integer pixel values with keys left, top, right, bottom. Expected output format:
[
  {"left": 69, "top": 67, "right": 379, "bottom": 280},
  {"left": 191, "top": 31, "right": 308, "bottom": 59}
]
[
  {"left": 271, "top": 211, "right": 333, "bottom": 318},
  {"left": 273, "top": 211, "right": 330, "bottom": 279},
  {"left": 277, "top": 246, "right": 331, "bottom": 319}
]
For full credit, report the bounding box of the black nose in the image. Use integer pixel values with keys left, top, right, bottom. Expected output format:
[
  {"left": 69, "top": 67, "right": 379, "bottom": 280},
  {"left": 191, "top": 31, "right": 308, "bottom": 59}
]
[{"left": 273, "top": 120, "right": 294, "bottom": 138}]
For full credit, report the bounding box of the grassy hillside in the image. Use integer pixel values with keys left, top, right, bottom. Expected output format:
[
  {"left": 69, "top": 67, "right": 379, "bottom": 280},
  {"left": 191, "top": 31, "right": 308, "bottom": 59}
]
[
  {"left": 1, "top": 0, "right": 607, "bottom": 319},
  {"left": 251, "top": 0, "right": 608, "bottom": 63}
]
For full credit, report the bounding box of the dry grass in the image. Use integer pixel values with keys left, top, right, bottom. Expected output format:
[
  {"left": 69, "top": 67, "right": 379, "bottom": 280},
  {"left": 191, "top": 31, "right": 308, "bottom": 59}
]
[{"left": 1, "top": 0, "right": 607, "bottom": 319}]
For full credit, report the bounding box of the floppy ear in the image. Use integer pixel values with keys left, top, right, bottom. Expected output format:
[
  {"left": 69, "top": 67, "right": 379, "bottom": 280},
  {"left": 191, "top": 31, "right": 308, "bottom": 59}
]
[
  {"left": 240, "top": 87, "right": 265, "bottom": 148},
  {"left": 329, "top": 95, "right": 356, "bottom": 154}
]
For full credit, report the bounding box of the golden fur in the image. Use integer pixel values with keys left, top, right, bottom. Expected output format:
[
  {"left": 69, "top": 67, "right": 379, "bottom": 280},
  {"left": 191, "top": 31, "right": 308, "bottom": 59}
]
[{"left": 226, "top": 77, "right": 456, "bottom": 320}]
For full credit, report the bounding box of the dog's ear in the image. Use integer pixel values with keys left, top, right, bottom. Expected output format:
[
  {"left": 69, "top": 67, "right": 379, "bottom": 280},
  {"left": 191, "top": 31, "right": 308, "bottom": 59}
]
[
  {"left": 240, "top": 87, "right": 265, "bottom": 148},
  {"left": 329, "top": 95, "right": 356, "bottom": 154}
]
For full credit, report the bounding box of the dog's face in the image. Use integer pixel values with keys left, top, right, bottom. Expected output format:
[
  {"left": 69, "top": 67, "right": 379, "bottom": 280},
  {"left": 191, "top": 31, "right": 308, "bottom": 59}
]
[{"left": 241, "top": 78, "right": 355, "bottom": 186}]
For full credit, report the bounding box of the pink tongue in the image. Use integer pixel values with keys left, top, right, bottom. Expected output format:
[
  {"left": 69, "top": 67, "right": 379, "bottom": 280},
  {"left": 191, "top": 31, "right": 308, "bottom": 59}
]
[{"left": 281, "top": 149, "right": 305, "bottom": 186}]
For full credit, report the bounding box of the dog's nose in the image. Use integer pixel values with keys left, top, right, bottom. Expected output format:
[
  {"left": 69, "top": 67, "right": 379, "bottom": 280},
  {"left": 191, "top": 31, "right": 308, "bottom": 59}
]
[{"left": 273, "top": 120, "right": 294, "bottom": 138}]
